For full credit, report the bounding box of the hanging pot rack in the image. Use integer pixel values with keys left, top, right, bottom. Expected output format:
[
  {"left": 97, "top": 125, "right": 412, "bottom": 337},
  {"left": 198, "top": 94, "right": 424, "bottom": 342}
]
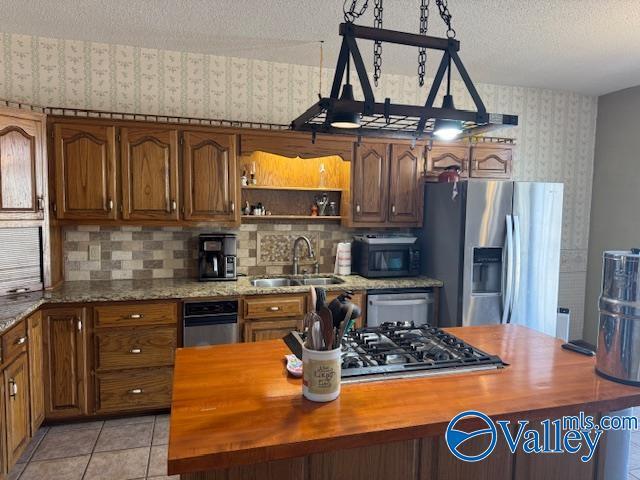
[{"left": 291, "top": 4, "right": 518, "bottom": 140}]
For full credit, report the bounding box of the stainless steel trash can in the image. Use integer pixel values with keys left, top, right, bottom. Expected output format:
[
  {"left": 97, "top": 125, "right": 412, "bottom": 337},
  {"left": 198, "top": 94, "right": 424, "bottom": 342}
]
[{"left": 596, "top": 249, "right": 640, "bottom": 385}]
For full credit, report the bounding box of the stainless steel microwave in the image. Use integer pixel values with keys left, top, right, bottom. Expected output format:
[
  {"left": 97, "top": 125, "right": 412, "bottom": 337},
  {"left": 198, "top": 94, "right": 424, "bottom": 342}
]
[{"left": 351, "top": 235, "right": 420, "bottom": 278}]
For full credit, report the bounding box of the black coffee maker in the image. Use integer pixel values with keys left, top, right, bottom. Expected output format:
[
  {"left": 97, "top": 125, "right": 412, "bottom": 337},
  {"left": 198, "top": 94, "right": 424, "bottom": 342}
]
[{"left": 198, "top": 234, "right": 237, "bottom": 281}]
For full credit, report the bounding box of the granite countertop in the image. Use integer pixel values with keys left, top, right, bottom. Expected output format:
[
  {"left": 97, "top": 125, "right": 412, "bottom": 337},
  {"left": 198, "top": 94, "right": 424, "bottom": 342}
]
[{"left": 0, "top": 275, "right": 442, "bottom": 335}]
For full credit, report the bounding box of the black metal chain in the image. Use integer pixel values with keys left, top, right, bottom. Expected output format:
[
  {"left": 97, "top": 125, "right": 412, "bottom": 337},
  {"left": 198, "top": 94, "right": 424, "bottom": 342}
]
[
  {"left": 435, "top": 0, "right": 456, "bottom": 38},
  {"left": 343, "top": 0, "right": 369, "bottom": 23},
  {"left": 418, "top": 0, "right": 429, "bottom": 87},
  {"left": 373, "top": 0, "right": 383, "bottom": 86}
]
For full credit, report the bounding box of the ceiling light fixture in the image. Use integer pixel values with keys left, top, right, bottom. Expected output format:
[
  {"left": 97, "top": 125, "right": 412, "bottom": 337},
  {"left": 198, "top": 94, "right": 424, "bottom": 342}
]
[
  {"left": 291, "top": 0, "right": 518, "bottom": 140},
  {"left": 329, "top": 57, "right": 361, "bottom": 129},
  {"left": 433, "top": 56, "right": 462, "bottom": 141}
]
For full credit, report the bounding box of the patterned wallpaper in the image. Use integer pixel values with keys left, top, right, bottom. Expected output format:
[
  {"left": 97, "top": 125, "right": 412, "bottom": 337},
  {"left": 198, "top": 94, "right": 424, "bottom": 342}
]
[{"left": 0, "top": 33, "right": 597, "bottom": 338}]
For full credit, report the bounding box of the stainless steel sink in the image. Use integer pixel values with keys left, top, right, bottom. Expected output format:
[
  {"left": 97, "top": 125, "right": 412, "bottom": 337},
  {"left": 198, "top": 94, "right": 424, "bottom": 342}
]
[
  {"left": 298, "top": 277, "right": 345, "bottom": 286},
  {"left": 249, "top": 276, "right": 345, "bottom": 287},
  {"left": 250, "top": 278, "right": 299, "bottom": 287}
]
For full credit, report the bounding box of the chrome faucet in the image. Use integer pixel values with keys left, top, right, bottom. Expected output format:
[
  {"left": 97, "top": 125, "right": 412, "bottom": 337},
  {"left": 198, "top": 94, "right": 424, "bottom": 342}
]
[{"left": 292, "top": 236, "right": 319, "bottom": 275}]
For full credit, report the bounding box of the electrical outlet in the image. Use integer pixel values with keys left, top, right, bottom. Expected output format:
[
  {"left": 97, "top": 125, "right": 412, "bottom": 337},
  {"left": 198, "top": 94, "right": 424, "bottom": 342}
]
[{"left": 89, "top": 245, "right": 101, "bottom": 261}]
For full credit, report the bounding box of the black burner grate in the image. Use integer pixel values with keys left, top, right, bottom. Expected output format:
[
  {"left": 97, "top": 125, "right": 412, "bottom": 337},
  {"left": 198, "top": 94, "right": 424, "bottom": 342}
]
[{"left": 340, "top": 322, "right": 504, "bottom": 379}]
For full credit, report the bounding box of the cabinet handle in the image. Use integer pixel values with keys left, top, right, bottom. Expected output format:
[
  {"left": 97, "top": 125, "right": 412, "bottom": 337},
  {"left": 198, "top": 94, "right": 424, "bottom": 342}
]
[
  {"left": 7, "top": 288, "right": 29, "bottom": 294},
  {"left": 391, "top": 204, "right": 396, "bottom": 214},
  {"left": 171, "top": 200, "right": 177, "bottom": 212},
  {"left": 356, "top": 204, "right": 361, "bottom": 213},
  {"left": 230, "top": 201, "right": 235, "bottom": 213},
  {"left": 37, "top": 196, "right": 44, "bottom": 211},
  {"left": 107, "top": 199, "right": 114, "bottom": 211},
  {"left": 129, "top": 348, "right": 142, "bottom": 354},
  {"left": 8, "top": 379, "right": 17, "bottom": 399},
  {"left": 14, "top": 336, "right": 27, "bottom": 346},
  {"left": 129, "top": 388, "right": 143, "bottom": 394},
  {"left": 268, "top": 306, "right": 280, "bottom": 312},
  {"left": 127, "top": 313, "right": 144, "bottom": 320},
  {"left": 77, "top": 320, "right": 82, "bottom": 332}
]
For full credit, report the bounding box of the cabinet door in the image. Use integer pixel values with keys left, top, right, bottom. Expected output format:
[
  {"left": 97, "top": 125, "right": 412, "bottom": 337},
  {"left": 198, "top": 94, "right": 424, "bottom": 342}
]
[
  {"left": 4, "top": 352, "right": 30, "bottom": 467},
  {"left": 425, "top": 142, "right": 470, "bottom": 180},
  {"left": 244, "top": 319, "right": 298, "bottom": 342},
  {"left": 183, "top": 131, "right": 239, "bottom": 222},
  {"left": 43, "top": 308, "right": 88, "bottom": 418},
  {"left": 121, "top": 127, "right": 179, "bottom": 221},
  {"left": 0, "top": 110, "right": 44, "bottom": 220},
  {"left": 352, "top": 142, "right": 389, "bottom": 224},
  {"left": 470, "top": 143, "right": 513, "bottom": 179},
  {"left": 54, "top": 123, "right": 117, "bottom": 220},
  {"left": 27, "top": 311, "right": 45, "bottom": 433},
  {"left": 388, "top": 144, "right": 423, "bottom": 226}
]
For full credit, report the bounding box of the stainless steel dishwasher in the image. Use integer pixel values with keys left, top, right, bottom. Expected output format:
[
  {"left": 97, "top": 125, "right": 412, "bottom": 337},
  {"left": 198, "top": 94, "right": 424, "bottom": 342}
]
[
  {"left": 183, "top": 300, "right": 238, "bottom": 347},
  {"left": 366, "top": 289, "right": 435, "bottom": 327}
]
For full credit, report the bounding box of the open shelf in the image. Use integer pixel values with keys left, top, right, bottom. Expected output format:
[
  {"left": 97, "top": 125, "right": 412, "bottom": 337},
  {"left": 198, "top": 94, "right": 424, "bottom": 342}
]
[
  {"left": 241, "top": 215, "right": 342, "bottom": 221},
  {"left": 241, "top": 185, "right": 343, "bottom": 192}
]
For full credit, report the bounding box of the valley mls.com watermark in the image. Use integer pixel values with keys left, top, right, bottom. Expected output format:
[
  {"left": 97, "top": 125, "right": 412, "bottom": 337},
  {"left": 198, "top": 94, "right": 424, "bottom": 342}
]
[{"left": 445, "top": 410, "right": 638, "bottom": 463}]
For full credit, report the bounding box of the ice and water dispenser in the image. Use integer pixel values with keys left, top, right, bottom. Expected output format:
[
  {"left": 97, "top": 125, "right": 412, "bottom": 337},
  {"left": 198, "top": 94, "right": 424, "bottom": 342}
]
[{"left": 472, "top": 247, "right": 503, "bottom": 295}]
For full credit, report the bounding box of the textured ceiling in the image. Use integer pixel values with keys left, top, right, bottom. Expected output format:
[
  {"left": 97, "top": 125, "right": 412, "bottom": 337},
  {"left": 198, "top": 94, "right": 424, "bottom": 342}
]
[{"left": 1, "top": 0, "right": 639, "bottom": 95}]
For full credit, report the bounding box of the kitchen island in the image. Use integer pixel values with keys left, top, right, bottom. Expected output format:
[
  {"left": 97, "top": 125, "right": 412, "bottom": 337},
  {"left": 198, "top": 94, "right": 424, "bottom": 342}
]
[{"left": 168, "top": 325, "right": 640, "bottom": 480}]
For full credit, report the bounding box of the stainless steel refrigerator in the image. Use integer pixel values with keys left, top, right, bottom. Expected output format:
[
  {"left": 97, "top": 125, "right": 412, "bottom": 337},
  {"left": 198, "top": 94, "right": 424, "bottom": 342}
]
[{"left": 420, "top": 181, "right": 563, "bottom": 336}]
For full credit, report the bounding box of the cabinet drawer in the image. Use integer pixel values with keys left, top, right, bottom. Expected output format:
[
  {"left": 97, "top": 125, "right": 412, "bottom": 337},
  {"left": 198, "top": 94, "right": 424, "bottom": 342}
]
[
  {"left": 96, "top": 367, "right": 173, "bottom": 413},
  {"left": 2, "top": 320, "right": 27, "bottom": 364},
  {"left": 244, "top": 295, "right": 306, "bottom": 319},
  {"left": 95, "top": 327, "right": 176, "bottom": 371},
  {"left": 94, "top": 302, "right": 178, "bottom": 327}
]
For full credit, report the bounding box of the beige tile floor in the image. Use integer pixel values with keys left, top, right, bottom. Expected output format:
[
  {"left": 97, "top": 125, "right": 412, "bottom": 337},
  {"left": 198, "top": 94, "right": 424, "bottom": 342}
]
[{"left": 8, "top": 414, "right": 176, "bottom": 480}]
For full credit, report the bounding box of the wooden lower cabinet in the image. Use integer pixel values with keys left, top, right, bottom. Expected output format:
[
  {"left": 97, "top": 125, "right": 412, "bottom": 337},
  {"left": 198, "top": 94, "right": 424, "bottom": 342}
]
[
  {"left": 43, "top": 307, "right": 89, "bottom": 418},
  {"left": 93, "top": 301, "right": 178, "bottom": 414},
  {"left": 182, "top": 431, "right": 603, "bottom": 480},
  {"left": 94, "top": 326, "right": 176, "bottom": 371},
  {"left": 244, "top": 318, "right": 299, "bottom": 343},
  {"left": 243, "top": 294, "right": 306, "bottom": 342},
  {"left": 95, "top": 367, "right": 173, "bottom": 413},
  {"left": 4, "top": 352, "right": 30, "bottom": 467},
  {"left": 27, "top": 311, "right": 45, "bottom": 434}
]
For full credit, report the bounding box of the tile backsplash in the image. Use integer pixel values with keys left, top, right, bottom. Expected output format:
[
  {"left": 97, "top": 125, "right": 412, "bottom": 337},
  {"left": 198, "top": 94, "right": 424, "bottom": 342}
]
[{"left": 63, "top": 223, "right": 368, "bottom": 281}]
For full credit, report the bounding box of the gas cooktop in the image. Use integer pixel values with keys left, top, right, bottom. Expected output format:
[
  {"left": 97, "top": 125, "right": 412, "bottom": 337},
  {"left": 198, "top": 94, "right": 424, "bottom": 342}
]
[{"left": 340, "top": 322, "right": 505, "bottom": 383}]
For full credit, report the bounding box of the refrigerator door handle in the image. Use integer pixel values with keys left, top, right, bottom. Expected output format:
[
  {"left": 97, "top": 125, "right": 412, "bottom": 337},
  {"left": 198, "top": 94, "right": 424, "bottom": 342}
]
[
  {"left": 510, "top": 215, "right": 522, "bottom": 324},
  {"left": 501, "top": 215, "right": 514, "bottom": 324}
]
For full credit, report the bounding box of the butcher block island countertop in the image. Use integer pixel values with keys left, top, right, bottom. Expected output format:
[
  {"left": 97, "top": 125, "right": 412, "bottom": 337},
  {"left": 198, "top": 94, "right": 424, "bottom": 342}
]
[{"left": 168, "top": 325, "right": 640, "bottom": 480}]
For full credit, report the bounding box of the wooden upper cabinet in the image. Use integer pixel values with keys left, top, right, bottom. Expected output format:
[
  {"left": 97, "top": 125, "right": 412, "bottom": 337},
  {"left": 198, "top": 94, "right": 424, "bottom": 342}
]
[
  {"left": 43, "top": 307, "right": 88, "bottom": 418},
  {"left": 183, "top": 131, "right": 239, "bottom": 223},
  {"left": 121, "top": 127, "right": 179, "bottom": 221},
  {"left": 4, "top": 352, "right": 30, "bottom": 467},
  {"left": 388, "top": 144, "right": 423, "bottom": 225},
  {"left": 54, "top": 123, "right": 117, "bottom": 220},
  {"left": 352, "top": 142, "right": 389, "bottom": 225},
  {"left": 0, "top": 108, "right": 45, "bottom": 220},
  {"left": 425, "top": 142, "right": 470, "bottom": 180},
  {"left": 470, "top": 142, "right": 513, "bottom": 179}
]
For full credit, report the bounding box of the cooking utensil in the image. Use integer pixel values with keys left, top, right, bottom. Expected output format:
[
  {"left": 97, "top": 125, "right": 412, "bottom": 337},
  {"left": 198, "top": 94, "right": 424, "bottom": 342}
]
[
  {"left": 318, "top": 306, "right": 335, "bottom": 351},
  {"left": 312, "top": 321, "right": 323, "bottom": 350},
  {"left": 336, "top": 304, "right": 355, "bottom": 347},
  {"left": 310, "top": 287, "right": 317, "bottom": 313},
  {"left": 315, "top": 287, "right": 327, "bottom": 312},
  {"left": 328, "top": 291, "right": 361, "bottom": 330}
]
